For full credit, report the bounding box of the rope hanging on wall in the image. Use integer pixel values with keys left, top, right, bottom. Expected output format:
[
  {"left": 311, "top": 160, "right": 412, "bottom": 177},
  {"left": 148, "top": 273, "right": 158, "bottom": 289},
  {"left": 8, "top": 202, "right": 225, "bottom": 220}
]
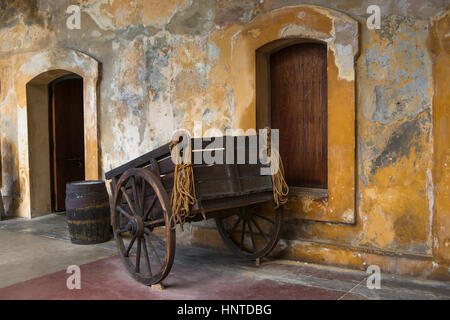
[
  {"left": 169, "top": 139, "right": 197, "bottom": 230},
  {"left": 265, "top": 127, "right": 289, "bottom": 208}
]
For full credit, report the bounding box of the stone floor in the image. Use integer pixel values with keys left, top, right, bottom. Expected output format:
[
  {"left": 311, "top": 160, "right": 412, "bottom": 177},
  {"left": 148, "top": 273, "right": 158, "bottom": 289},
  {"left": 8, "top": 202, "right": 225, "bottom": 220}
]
[{"left": 0, "top": 214, "right": 449, "bottom": 300}]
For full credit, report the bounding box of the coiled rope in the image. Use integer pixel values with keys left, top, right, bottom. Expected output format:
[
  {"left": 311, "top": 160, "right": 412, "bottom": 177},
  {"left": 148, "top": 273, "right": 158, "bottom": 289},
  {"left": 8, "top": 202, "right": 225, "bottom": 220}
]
[{"left": 265, "top": 127, "right": 289, "bottom": 208}]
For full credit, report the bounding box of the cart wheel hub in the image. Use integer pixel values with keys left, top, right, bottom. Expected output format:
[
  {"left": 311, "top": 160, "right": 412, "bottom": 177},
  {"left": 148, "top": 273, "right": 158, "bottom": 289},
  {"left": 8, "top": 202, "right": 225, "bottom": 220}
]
[{"left": 128, "top": 216, "right": 144, "bottom": 237}]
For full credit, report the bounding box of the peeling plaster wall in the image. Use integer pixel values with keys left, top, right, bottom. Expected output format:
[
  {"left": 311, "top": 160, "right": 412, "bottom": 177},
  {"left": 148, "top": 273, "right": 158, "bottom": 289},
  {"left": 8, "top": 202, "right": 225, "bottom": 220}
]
[{"left": 0, "top": 0, "right": 449, "bottom": 280}]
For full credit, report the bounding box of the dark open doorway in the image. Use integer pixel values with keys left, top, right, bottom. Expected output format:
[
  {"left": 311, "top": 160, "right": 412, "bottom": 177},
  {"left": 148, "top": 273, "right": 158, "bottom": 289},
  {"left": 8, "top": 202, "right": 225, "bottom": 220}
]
[{"left": 48, "top": 75, "right": 85, "bottom": 212}]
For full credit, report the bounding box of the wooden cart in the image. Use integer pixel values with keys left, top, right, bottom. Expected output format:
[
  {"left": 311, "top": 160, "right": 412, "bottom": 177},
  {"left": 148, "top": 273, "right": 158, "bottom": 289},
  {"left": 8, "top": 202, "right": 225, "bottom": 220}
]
[{"left": 105, "top": 135, "right": 285, "bottom": 286}]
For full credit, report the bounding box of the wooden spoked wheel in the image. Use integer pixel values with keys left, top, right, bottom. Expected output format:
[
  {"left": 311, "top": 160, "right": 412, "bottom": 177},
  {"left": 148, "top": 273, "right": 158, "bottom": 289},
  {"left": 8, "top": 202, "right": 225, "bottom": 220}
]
[
  {"left": 112, "top": 168, "right": 175, "bottom": 285},
  {"left": 215, "top": 202, "right": 283, "bottom": 259}
]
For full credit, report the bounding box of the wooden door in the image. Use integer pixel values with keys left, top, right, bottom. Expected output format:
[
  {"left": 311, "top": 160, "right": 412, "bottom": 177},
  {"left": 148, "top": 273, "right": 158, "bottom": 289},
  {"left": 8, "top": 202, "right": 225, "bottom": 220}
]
[
  {"left": 270, "top": 43, "right": 327, "bottom": 189},
  {"left": 49, "top": 77, "right": 85, "bottom": 211}
]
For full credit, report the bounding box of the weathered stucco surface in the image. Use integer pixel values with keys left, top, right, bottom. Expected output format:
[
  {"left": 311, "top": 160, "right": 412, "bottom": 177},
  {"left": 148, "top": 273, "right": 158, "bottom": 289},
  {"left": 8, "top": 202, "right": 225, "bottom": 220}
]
[{"left": 0, "top": 0, "right": 448, "bottom": 280}]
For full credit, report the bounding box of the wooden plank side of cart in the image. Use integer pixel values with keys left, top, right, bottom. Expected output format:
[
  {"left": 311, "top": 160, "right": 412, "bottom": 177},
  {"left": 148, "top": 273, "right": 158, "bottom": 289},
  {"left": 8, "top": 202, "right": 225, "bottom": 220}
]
[{"left": 105, "top": 135, "right": 267, "bottom": 193}]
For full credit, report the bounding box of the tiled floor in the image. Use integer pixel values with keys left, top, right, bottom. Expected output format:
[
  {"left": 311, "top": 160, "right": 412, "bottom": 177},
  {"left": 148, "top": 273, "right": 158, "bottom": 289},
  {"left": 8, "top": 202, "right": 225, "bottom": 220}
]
[{"left": 0, "top": 214, "right": 449, "bottom": 300}]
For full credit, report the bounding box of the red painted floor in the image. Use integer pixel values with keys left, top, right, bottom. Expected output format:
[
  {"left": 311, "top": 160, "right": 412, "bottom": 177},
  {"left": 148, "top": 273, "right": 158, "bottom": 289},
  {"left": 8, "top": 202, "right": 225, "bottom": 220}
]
[{"left": 0, "top": 255, "right": 345, "bottom": 300}]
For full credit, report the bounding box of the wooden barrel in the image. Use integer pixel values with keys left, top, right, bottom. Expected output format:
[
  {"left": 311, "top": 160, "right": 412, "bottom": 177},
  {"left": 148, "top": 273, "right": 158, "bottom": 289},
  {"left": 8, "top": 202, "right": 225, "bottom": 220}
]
[{"left": 65, "top": 180, "right": 111, "bottom": 244}]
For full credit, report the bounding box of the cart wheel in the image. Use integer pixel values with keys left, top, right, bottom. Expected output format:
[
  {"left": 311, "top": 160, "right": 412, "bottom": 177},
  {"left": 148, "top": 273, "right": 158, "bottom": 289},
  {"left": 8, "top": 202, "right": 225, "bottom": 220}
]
[
  {"left": 215, "top": 203, "right": 283, "bottom": 259},
  {"left": 112, "top": 168, "right": 175, "bottom": 286}
]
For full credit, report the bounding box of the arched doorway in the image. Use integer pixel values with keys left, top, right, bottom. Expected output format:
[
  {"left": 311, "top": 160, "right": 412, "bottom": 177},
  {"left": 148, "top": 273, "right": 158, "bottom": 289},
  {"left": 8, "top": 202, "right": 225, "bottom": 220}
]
[{"left": 26, "top": 70, "right": 86, "bottom": 216}]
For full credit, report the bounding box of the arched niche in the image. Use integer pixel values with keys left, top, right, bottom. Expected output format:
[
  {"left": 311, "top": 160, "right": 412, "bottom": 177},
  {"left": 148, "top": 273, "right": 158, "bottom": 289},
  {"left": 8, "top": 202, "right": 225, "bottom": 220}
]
[{"left": 229, "top": 5, "right": 359, "bottom": 223}]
